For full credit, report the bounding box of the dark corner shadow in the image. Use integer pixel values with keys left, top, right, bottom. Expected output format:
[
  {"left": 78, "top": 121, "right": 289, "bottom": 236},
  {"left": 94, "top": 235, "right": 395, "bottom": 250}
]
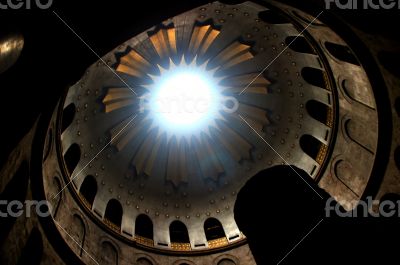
[
  {"left": 234, "top": 165, "right": 329, "bottom": 264},
  {"left": 234, "top": 165, "right": 400, "bottom": 265}
]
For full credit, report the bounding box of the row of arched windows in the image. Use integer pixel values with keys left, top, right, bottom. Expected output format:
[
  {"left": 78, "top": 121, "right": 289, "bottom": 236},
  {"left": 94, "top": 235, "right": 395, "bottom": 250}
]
[{"left": 78, "top": 175, "right": 227, "bottom": 246}]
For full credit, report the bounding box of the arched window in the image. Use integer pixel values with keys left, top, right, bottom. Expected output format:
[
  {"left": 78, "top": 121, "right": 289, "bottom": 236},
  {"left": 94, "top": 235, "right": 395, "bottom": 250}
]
[
  {"left": 285, "top": 36, "right": 316, "bottom": 55},
  {"left": 69, "top": 214, "right": 86, "bottom": 257},
  {"left": 325, "top": 42, "right": 359, "bottom": 66},
  {"left": 306, "top": 100, "right": 331, "bottom": 126},
  {"left": 52, "top": 177, "right": 62, "bottom": 219},
  {"left": 64, "top": 143, "right": 80, "bottom": 175},
  {"left": 301, "top": 67, "right": 327, "bottom": 89},
  {"left": 204, "top": 218, "right": 226, "bottom": 241},
  {"left": 100, "top": 241, "right": 118, "bottom": 265},
  {"left": 104, "top": 199, "right": 123, "bottom": 229},
  {"left": 169, "top": 220, "right": 190, "bottom": 243},
  {"left": 61, "top": 103, "right": 76, "bottom": 133},
  {"left": 135, "top": 214, "right": 153, "bottom": 240},
  {"left": 79, "top": 175, "right": 97, "bottom": 207},
  {"left": 299, "top": 134, "right": 325, "bottom": 163}
]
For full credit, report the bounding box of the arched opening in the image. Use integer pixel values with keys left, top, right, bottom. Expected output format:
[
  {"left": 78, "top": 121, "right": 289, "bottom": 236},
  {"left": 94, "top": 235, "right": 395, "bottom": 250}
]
[
  {"left": 16, "top": 227, "right": 43, "bottom": 265},
  {"left": 69, "top": 214, "right": 86, "bottom": 257},
  {"left": 135, "top": 214, "right": 153, "bottom": 240},
  {"left": 52, "top": 177, "right": 62, "bottom": 219},
  {"left": 0, "top": 161, "right": 29, "bottom": 243},
  {"left": 64, "top": 143, "right": 81, "bottom": 176},
  {"left": 104, "top": 199, "right": 123, "bottom": 230},
  {"left": 306, "top": 100, "right": 331, "bottom": 126},
  {"left": 325, "top": 41, "right": 360, "bottom": 66},
  {"left": 79, "top": 175, "right": 97, "bottom": 208},
  {"left": 301, "top": 67, "right": 327, "bottom": 89},
  {"left": 169, "top": 220, "right": 190, "bottom": 243},
  {"left": 285, "top": 36, "right": 316, "bottom": 55},
  {"left": 61, "top": 103, "right": 76, "bottom": 133},
  {"left": 100, "top": 241, "right": 118, "bottom": 265},
  {"left": 204, "top": 218, "right": 226, "bottom": 241},
  {"left": 299, "top": 134, "right": 325, "bottom": 164}
]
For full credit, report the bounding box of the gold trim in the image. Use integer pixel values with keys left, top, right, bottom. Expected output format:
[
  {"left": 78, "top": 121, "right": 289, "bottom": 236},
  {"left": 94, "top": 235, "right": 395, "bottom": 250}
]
[
  {"left": 79, "top": 194, "right": 92, "bottom": 210},
  {"left": 326, "top": 107, "right": 334, "bottom": 128},
  {"left": 104, "top": 218, "right": 121, "bottom": 233},
  {"left": 171, "top": 242, "right": 192, "bottom": 251},
  {"left": 316, "top": 143, "right": 328, "bottom": 165},
  {"left": 208, "top": 237, "right": 229, "bottom": 248},
  {"left": 135, "top": 234, "right": 154, "bottom": 247}
]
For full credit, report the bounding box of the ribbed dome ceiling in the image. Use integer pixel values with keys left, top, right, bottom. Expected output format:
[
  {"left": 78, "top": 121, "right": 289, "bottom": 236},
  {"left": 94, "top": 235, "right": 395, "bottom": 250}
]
[{"left": 58, "top": 0, "right": 378, "bottom": 253}]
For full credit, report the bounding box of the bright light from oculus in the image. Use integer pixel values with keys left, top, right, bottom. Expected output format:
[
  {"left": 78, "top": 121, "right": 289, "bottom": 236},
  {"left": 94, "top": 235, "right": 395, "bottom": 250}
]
[{"left": 150, "top": 71, "right": 220, "bottom": 128}]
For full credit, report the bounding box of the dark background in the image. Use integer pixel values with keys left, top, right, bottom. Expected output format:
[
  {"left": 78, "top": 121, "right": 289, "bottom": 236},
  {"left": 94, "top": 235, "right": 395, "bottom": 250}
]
[{"left": 0, "top": 0, "right": 399, "bottom": 264}]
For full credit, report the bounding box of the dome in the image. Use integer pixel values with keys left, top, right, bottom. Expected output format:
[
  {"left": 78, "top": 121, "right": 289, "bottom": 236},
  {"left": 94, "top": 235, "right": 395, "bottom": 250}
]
[{"left": 54, "top": 0, "right": 378, "bottom": 255}]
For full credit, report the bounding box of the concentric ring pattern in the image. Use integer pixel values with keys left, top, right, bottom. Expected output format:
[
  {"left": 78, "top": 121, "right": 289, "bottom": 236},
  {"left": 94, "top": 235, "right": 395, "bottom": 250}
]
[{"left": 57, "top": 1, "right": 377, "bottom": 253}]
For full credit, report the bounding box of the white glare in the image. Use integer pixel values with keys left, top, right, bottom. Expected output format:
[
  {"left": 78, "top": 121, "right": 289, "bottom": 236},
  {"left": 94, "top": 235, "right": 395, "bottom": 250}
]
[{"left": 151, "top": 72, "right": 218, "bottom": 127}]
